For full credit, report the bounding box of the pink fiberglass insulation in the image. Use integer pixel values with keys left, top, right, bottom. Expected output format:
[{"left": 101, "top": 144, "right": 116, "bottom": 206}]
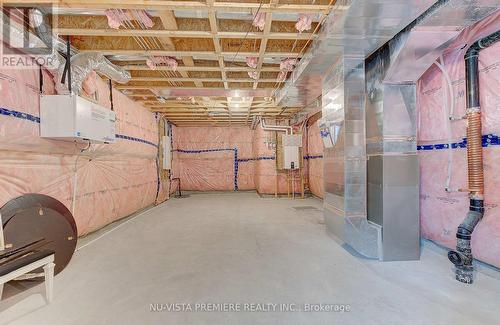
[
  {"left": 82, "top": 70, "right": 98, "bottom": 96},
  {"left": 295, "top": 14, "right": 313, "bottom": 33},
  {"left": 246, "top": 57, "right": 258, "bottom": 69},
  {"left": 0, "top": 67, "right": 166, "bottom": 236},
  {"left": 306, "top": 120, "right": 323, "bottom": 198},
  {"left": 280, "top": 58, "right": 296, "bottom": 72},
  {"left": 417, "top": 11, "right": 500, "bottom": 268},
  {"left": 146, "top": 56, "right": 178, "bottom": 70},
  {"left": 172, "top": 123, "right": 316, "bottom": 195},
  {"left": 253, "top": 123, "right": 303, "bottom": 195},
  {"left": 104, "top": 9, "right": 123, "bottom": 29},
  {"left": 252, "top": 12, "right": 266, "bottom": 31},
  {"left": 105, "top": 9, "right": 154, "bottom": 29},
  {"left": 172, "top": 126, "right": 254, "bottom": 191}
]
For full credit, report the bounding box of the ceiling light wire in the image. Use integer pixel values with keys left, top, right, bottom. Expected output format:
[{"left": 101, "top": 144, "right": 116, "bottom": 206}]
[{"left": 228, "top": 0, "right": 264, "bottom": 66}]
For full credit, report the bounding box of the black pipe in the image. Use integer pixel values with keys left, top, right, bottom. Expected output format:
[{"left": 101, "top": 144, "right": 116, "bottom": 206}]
[
  {"left": 66, "top": 36, "right": 72, "bottom": 93},
  {"left": 39, "top": 64, "right": 43, "bottom": 94},
  {"left": 448, "top": 30, "right": 500, "bottom": 284},
  {"left": 465, "top": 47, "right": 480, "bottom": 109},
  {"left": 109, "top": 79, "right": 114, "bottom": 111},
  {"left": 464, "top": 30, "right": 500, "bottom": 109},
  {"left": 23, "top": 8, "right": 29, "bottom": 50}
]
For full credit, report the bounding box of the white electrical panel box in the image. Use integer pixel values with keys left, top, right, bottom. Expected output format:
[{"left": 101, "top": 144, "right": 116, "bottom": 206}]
[
  {"left": 282, "top": 134, "right": 302, "bottom": 170},
  {"left": 40, "top": 95, "right": 116, "bottom": 143},
  {"left": 162, "top": 135, "right": 172, "bottom": 170},
  {"left": 283, "top": 146, "right": 300, "bottom": 169},
  {"left": 282, "top": 134, "right": 302, "bottom": 147}
]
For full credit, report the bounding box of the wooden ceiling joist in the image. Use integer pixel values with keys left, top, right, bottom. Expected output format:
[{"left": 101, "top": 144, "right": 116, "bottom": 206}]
[
  {"left": 154, "top": 10, "right": 203, "bottom": 88},
  {"left": 79, "top": 49, "right": 303, "bottom": 59},
  {"left": 54, "top": 28, "right": 316, "bottom": 40},
  {"left": 122, "top": 65, "right": 282, "bottom": 72},
  {"left": 5, "top": 0, "right": 331, "bottom": 13},
  {"left": 4, "top": 0, "right": 335, "bottom": 124},
  {"left": 130, "top": 77, "right": 278, "bottom": 83}
]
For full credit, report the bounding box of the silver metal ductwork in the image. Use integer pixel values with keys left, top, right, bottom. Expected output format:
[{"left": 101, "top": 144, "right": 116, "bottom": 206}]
[
  {"left": 30, "top": 8, "right": 78, "bottom": 58},
  {"left": 27, "top": 8, "right": 131, "bottom": 95},
  {"left": 318, "top": 0, "right": 437, "bottom": 260},
  {"left": 0, "top": 9, "right": 63, "bottom": 71},
  {"left": 364, "top": 0, "right": 499, "bottom": 261},
  {"left": 276, "top": 0, "right": 437, "bottom": 108},
  {"left": 284, "top": 0, "right": 499, "bottom": 261},
  {"left": 384, "top": 0, "right": 500, "bottom": 84},
  {"left": 55, "top": 52, "right": 131, "bottom": 95}
]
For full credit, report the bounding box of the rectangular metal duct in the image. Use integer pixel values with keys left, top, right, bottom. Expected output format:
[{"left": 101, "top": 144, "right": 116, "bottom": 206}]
[
  {"left": 276, "top": 0, "right": 437, "bottom": 108},
  {"left": 314, "top": 0, "right": 499, "bottom": 261},
  {"left": 384, "top": 0, "right": 500, "bottom": 84},
  {"left": 364, "top": 1, "right": 499, "bottom": 261},
  {"left": 312, "top": 0, "right": 436, "bottom": 260},
  {"left": 322, "top": 56, "right": 379, "bottom": 257},
  {"left": 365, "top": 44, "right": 421, "bottom": 260}
]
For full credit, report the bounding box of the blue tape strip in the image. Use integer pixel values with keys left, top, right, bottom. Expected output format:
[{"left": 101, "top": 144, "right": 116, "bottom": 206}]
[
  {"left": 175, "top": 148, "right": 235, "bottom": 154},
  {"left": 115, "top": 134, "right": 157, "bottom": 148},
  {"left": 2, "top": 106, "right": 157, "bottom": 148},
  {"left": 1, "top": 107, "right": 40, "bottom": 123},
  {"left": 174, "top": 148, "right": 239, "bottom": 191},
  {"left": 234, "top": 148, "right": 238, "bottom": 190},
  {"left": 236, "top": 155, "right": 322, "bottom": 163},
  {"left": 237, "top": 156, "right": 275, "bottom": 163},
  {"left": 304, "top": 155, "right": 323, "bottom": 160},
  {"left": 175, "top": 147, "right": 325, "bottom": 191},
  {"left": 417, "top": 134, "right": 499, "bottom": 151}
]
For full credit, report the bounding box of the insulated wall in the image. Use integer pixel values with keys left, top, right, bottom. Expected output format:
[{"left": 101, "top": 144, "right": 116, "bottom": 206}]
[
  {"left": 171, "top": 124, "right": 323, "bottom": 196},
  {"left": 417, "top": 12, "right": 500, "bottom": 268},
  {"left": 252, "top": 124, "right": 295, "bottom": 195},
  {"left": 306, "top": 119, "right": 324, "bottom": 198},
  {"left": 171, "top": 126, "right": 254, "bottom": 191},
  {"left": 0, "top": 67, "right": 166, "bottom": 236}
]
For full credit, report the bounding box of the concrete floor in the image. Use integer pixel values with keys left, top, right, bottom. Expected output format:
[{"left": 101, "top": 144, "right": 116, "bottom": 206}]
[{"left": 1, "top": 192, "right": 499, "bottom": 325}]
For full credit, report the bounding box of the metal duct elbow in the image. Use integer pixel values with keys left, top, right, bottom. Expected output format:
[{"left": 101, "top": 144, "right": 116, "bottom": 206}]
[
  {"left": 28, "top": 9, "right": 130, "bottom": 94},
  {"left": 56, "top": 53, "right": 131, "bottom": 95},
  {"left": 31, "top": 9, "right": 77, "bottom": 56},
  {"left": 1, "top": 9, "right": 63, "bottom": 71},
  {"left": 30, "top": 9, "right": 54, "bottom": 49}
]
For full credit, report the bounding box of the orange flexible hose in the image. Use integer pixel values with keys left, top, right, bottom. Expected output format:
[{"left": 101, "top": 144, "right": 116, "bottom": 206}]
[{"left": 466, "top": 111, "right": 484, "bottom": 195}]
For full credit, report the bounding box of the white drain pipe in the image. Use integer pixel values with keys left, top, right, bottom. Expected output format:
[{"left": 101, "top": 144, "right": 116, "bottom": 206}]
[{"left": 260, "top": 118, "right": 293, "bottom": 135}]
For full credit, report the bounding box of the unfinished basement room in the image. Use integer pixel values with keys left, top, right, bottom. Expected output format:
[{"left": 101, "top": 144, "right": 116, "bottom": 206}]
[{"left": 0, "top": 0, "right": 500, "bottom": 324}]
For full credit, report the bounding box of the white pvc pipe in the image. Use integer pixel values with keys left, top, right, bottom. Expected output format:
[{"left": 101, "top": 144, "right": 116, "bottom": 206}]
[
  {"left": 71, "top": 156, "right": 80, "bottom": 217},
  {"left": 433, "top": 58, "right": 455, "bottom": 192},
  {"left": 260, "top": 118, "right": 293, "bottom": 134}
]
